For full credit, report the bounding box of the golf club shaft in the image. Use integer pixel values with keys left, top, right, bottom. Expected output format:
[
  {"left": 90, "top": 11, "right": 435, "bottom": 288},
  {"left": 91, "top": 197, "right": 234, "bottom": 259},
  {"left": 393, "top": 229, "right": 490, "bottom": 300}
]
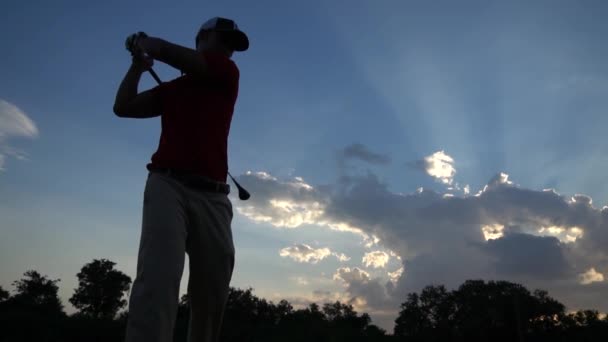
[
  {"left": 148, "top": 68, "right": 162, "bottom": 85},
  {"left": 228, "top": 172, "right": 251, "bottom": 200}
]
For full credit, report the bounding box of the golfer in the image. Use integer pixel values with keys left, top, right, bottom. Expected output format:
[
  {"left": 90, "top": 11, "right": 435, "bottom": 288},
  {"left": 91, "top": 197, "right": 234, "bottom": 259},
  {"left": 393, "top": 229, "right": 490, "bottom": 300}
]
[{"left": 113, "top": 17, "right": 249, "bottom": 342}]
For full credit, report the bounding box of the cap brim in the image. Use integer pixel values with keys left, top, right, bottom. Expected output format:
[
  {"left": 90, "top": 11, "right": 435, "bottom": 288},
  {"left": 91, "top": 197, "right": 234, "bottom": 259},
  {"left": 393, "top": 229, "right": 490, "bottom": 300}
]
[{"left": 222, "top": 30, "right": 249, "bottom": 52}]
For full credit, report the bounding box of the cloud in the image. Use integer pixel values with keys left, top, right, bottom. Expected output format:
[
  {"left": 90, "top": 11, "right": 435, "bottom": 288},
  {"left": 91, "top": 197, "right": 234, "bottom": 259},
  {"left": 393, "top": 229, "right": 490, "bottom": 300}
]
[
  {"left": 234, "top": 161, "right": 608, "bottom": 323},
  {"left": 482, "top": 233, "right": 571, "bottom": 279},
  {"left": 411, "top": 150, "right": 456, "bottom": 185},
  {"left": 279, "top": 244, "right": 351, "bottom": 264},
  {"left": 0, "top": 100, "right": 38, "bottom": 138},
  {"left": 362, "top": 251, "right": 390, "bottom": 268},
  {"left": 579, "top": 268, "right": 605, "bottom": 285},
  {"left": 388, "top": 267, "right": 404, "bottom": 284},
  {"left": 481, "top": 224, "right": 505, "bottom": 240},
  {"left": 279, "top": 244, "right": 331, "bottom": 264},
  {"left": 313, "top": 289, "right": 332, "bottom": 298},
  {"left": 234, "top": 171, "right": 367, "bottom": 236},
  {"left": 337, "top": 143, "right": 391, "bottom": 169},
  {"left": 0, "top": 99, "right": 38, "bottom": 171},
  {"left": 333, "top": 267, "right": 370, "bottom": 283},
  {"left": 292, "top": 276, "right": 309, "bottom": 286},
  {"left": 234, "top": 171, "right": 326, "bottom": 228},
  {"left": 333, "top": 267, "right": 393, "bottom": 310},
  {"left": 537, "top": 225, "right": 583, "bottom": 243},
  {"left": 325, "top": 171, "right": 608, "bottom": 314},
  {"left": 332, "top": 252, "right": 351, "bottom": 262}
]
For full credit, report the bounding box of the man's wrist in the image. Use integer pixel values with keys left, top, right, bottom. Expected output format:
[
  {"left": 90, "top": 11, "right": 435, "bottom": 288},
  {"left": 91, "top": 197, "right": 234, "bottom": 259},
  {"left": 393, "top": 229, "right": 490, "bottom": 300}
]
[
  {"left": 141, "top": 37, "right": 165, "bottom": 58},
  {"left": 129, "top": 62, "right": 147, "bottom": 74}
]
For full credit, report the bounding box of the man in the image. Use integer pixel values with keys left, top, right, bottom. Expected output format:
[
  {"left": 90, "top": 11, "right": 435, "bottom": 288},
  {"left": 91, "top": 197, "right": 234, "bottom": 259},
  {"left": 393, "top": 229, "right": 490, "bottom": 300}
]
[{"left": 113, "top": 17, "right": 249, "bottom": 342}]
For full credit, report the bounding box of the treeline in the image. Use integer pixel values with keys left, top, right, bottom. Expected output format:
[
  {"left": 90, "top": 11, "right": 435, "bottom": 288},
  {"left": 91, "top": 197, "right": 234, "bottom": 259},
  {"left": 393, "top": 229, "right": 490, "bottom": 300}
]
[
  {"left": 394, "top": 280, "right": 608, "bottom": 341},
  {"left": 0, "top": 258, "right": 387, "bottom": 341},
  {"left": 0, "top": 258, "right": 607, "bottom": 341}
]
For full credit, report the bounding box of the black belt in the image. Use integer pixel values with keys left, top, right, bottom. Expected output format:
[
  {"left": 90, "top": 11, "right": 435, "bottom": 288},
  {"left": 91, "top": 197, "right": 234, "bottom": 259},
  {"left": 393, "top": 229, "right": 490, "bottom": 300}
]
[{"left": 149, "top": 168, "right": 230, "bottom": 195}]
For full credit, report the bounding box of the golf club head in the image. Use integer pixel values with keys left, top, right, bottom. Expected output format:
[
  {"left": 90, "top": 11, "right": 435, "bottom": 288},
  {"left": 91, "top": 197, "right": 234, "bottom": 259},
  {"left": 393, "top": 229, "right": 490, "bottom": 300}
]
[
  {"left": 228, "top": 172, "right": 250, "bottom": 200},
  {"left": 237, "top": 185, "right": 251, "bottom": 200}
]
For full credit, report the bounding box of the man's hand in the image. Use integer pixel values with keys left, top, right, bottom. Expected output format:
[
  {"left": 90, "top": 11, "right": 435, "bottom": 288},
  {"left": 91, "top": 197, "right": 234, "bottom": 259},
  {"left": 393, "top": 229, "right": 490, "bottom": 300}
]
[
  {"left": 131, "top": 53, "right": 154, "bottom": 72},
  {"left": 126, "top": 32, "right": 157, "bottom": 72},
  {"left": 123, "top": 31, "right": 214, "bottom": 81},
  {"left": 126, "top": 31, "right": 165, "bottom": 59},
  {"left": 125, "top": 32, "right": 148, "bottom": 55}
]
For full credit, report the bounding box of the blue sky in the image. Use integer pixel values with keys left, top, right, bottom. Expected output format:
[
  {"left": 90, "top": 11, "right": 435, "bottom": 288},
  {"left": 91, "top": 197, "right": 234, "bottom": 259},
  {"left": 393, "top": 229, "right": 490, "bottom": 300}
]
[{"left": 2, "top": 0, "right": 608, "bottom": 331}]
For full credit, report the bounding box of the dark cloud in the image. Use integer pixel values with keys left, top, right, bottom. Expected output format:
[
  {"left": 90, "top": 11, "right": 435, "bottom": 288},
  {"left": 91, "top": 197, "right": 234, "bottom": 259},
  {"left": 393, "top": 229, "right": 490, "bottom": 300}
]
[
  {"left": 482, "top": 233, "right": 571, "bottom": 279},
  {"left": 337, "top": 143, "right": 391, "bottom": 168},
  {"left": 333, "top": 267, "right": 393, "bottom": 310}
]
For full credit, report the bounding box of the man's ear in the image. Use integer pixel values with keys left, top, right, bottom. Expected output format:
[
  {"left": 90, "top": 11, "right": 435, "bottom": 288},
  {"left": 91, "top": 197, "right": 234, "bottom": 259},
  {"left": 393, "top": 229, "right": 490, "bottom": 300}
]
[
  {"left": 198, "top": 30, "right": 210, "bottom": 41},
  {"left": 195, "top": 30, "right": 207, "bottom": 48}
]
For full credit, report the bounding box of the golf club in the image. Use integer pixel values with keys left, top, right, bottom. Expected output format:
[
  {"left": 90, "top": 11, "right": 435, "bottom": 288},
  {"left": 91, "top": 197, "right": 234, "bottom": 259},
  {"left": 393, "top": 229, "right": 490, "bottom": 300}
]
[
  {"left": 147, "top": 67, "right": 163, "bottom": 85},
  {"left": 129, "top": 48, "right": 162, "bottom": 84}
]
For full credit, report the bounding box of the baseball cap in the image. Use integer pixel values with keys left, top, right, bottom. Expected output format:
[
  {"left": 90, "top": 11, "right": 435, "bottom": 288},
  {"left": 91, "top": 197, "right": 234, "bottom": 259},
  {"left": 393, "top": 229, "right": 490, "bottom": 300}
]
[{"left": 196, "top": 17, "right": 249, "bottom": 52}]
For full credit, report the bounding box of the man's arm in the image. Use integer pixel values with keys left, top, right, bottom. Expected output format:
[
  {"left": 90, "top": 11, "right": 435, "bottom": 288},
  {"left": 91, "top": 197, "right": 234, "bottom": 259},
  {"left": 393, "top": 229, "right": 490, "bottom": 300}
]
[
  {"left": 139, "top": 37, "right": 216, "bottom": 80},
  {"left": 113, "top": 59, "right": 162, "bottom": 119}
]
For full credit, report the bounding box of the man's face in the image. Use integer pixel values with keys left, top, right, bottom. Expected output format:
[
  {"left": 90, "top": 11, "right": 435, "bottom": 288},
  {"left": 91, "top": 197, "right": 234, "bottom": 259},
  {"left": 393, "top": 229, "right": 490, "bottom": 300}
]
[{"left": 197, "top": 30, "right": 234, "bottom": 57}]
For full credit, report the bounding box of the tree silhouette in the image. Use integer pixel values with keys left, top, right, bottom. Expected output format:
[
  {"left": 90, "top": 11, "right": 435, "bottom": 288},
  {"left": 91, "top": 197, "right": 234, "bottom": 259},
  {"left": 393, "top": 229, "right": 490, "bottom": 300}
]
[
  {"left": 3, "top": 263, "right": 608, "bottom": 341},
  {"left": 69, "top": 258, "right": 132, "bottom": 319},
  {"left": 220, "top": 287, "right": 279, "bottom": 341},
  {"left": 275, "top": 302, "right": 329, "bottom": 341},
  {"left": 0, "top": 285, "right": 9, "bottom": 302},
  {"left": 212, "top": 287, "right": 389, "bottom": 341},
  {"left": 10, "top": 270, "right": 64, "bottom": 315},
  {"left": 394, "top": 280, "right": 572, "bottom": 342},
  {"left": 527, "top": 288, "right": 567, "bottom": 337},
  {"left": 362, "top": 324, "right": 388, "bottom": 340},
  {"left": 0, "top": 270, "right": 65, "bottom": 341},
  {"left": 393, "top": 285, "right": 455, "bottom": 341},
  {"left": 322, "top": 301, "right": 374, "bottom": 341}
]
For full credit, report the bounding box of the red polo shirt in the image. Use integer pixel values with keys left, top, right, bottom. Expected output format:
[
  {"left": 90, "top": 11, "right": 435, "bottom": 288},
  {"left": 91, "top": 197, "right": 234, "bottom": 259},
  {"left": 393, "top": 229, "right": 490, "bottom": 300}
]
[{"left": 147, "top": 51, "right": 239, "bottom": 183}]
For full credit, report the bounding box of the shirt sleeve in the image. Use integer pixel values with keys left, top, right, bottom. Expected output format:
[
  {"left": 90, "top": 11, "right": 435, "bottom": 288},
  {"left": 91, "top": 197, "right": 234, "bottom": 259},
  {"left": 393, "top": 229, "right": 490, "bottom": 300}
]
[
  {"left": 203, "top": 52, "right": 240, "bottom": 93},
  {"left": 148, "top": 78, "right": 171, "bottom": 108}
]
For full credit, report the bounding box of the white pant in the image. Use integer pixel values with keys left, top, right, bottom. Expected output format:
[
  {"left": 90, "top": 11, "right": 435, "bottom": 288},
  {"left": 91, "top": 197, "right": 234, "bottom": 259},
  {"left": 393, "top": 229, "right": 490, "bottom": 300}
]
[{"left": 125, "top": 172, "right": 235, "bottom": 342}]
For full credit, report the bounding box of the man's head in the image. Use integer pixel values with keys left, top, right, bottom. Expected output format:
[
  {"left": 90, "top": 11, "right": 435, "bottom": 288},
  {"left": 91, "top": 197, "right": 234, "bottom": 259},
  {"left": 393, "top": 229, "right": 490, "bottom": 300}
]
[{"left": 195, "top": 17, "right": 249, "bottom": 57}]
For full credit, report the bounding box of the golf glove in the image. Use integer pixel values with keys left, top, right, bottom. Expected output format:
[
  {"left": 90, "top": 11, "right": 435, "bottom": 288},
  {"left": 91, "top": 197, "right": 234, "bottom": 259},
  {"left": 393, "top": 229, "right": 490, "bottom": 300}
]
[{"left": 125, "top": 31, "right": 148, "bottom": 55}]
